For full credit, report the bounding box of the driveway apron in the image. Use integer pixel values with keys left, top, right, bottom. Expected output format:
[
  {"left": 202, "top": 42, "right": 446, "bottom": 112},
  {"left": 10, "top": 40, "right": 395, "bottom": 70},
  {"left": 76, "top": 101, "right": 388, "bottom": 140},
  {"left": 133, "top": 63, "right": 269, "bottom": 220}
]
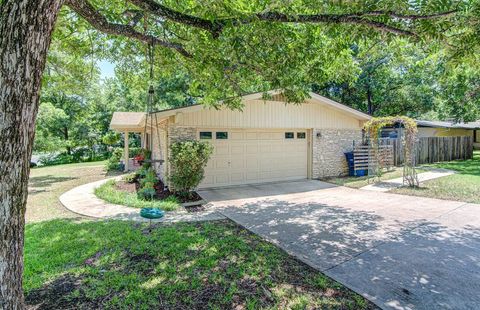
[{"left": 199, "top": 180, "right": 480, "bottom": 310}]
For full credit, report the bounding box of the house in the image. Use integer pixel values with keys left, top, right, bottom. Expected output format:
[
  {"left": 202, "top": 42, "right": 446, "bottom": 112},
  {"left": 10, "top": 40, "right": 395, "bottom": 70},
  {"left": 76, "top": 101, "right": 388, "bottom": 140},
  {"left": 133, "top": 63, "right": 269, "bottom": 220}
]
[
  {"left": 109, "top": 91, "right": 371, "bottom": 188},
  {"left": 416, "top": 120, "right": 480, "bottom": 149}
]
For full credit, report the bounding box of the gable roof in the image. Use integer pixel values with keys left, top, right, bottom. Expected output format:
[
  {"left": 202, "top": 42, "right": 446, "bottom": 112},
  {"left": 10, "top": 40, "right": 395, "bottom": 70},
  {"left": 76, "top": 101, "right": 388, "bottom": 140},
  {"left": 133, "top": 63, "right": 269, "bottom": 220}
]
[
  {"left": 110, "top": 112, "right": 146, "bottom": 131},
  {"left": 416, "top": 120, "right": 480, "bottom": 130},
  {"left": 151, "top": 90, "right": 371, "bottom": 121}
]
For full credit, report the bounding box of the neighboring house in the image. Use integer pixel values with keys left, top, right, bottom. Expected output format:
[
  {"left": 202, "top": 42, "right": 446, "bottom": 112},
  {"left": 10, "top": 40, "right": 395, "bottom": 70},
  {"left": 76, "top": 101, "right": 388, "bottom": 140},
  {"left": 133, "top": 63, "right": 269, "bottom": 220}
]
[
  {"left": 110, "top": 91, "right": 371, "bottom": 188},
  {"left": 416, "top": 120, "right": 480, "bottom": 149}
]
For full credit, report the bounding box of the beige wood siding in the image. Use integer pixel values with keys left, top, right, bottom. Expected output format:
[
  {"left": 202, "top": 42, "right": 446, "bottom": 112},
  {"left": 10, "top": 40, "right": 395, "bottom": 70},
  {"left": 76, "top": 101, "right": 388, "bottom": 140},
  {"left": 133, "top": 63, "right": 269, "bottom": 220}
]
[{"left": 174, "top": 99, "right": 362, "bottom": 129}]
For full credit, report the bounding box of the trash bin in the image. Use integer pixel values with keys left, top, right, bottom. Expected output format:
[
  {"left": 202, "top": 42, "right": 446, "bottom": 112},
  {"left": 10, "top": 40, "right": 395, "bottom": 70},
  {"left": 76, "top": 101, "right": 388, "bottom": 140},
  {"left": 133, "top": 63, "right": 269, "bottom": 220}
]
[{"left": 344, "top": 152, "right": 355, "bottom": 176}]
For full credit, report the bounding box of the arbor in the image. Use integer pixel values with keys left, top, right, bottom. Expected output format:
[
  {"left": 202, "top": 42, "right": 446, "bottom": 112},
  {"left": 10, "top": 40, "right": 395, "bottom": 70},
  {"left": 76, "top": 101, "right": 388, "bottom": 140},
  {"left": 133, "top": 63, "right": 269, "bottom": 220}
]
[{"left": 0, "top": 0, "right": 476, "bottom": 308}]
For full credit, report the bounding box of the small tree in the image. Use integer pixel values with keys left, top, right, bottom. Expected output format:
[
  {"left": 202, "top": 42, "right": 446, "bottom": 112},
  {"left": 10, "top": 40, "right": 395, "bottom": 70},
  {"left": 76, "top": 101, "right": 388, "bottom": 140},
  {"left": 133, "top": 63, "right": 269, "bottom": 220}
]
[
  {"left": 169, "top": 140, "right": 213, "bottom": 197},
  {"left": 102, "top": 131, "right": 121, "bottom": 147}
]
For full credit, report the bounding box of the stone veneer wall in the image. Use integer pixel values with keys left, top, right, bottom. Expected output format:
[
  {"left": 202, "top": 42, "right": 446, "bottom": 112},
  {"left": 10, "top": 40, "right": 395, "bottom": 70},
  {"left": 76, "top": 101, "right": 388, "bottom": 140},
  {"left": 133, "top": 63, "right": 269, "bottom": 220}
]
[
  {"left": 167, "top": 125, "right": 197, "bottom": 144},
  {"left": 312, "top": 129, "right": 363, "bottom": 178},
  {"left": 164, "top": 125, "right": 197, "bottom": 186}
]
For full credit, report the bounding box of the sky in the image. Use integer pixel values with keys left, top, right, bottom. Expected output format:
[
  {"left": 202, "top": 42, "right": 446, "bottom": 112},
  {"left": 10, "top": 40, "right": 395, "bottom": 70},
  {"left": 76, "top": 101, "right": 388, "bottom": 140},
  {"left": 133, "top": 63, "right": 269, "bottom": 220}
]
[{"left": 98, "top": 60, "right": 115, "bottom": 80}]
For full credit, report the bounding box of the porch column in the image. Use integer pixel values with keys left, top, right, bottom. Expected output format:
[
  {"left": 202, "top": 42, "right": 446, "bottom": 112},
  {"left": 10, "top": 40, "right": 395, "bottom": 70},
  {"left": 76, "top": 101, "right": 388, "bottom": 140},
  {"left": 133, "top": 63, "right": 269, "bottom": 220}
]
[{"left": 124, "top": 131, "right": 129, "bottom": 172}]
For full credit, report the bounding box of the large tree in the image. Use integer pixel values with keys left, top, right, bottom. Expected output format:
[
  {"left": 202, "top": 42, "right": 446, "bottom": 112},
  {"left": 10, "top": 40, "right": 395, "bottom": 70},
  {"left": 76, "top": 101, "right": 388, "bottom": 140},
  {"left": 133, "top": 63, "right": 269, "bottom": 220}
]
[{"left": 0, "top": 0, "right": 477, "bottom": 308}]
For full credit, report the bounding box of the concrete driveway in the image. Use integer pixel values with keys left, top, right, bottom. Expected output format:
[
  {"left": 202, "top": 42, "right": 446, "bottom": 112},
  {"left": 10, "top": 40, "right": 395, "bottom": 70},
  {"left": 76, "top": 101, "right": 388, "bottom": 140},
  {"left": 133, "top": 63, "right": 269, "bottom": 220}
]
[{"left": 198, "top": 180, "right": 480, "bottom": 310}]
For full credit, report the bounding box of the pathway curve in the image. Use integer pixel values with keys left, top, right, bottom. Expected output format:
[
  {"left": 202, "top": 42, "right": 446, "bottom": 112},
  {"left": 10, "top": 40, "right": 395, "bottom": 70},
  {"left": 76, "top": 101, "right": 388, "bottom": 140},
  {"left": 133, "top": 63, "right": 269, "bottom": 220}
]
[
  {"left": 59, "top": 176, "right": 225, "bottom": 222},
  {"left": 360, "top": 168, "right": 455, "bottom": 192}
]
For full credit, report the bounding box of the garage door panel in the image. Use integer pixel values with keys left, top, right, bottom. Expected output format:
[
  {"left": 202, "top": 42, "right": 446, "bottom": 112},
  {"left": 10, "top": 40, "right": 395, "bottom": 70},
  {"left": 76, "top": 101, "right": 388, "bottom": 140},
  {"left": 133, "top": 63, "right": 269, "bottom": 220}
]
[
  {"left": 246, "top": 145, "right": 258, "bottom": 154},
  {"left": 215, "top": 174, "right": 229, "bottom": 184},
  {"left": 230, "top": 132, "right": 244, "bottom": 140},
  {"left": 230, "top": 172, "right": 245, "bottom": 183},
  {"left": 231, "top": 145, "right": 244, "bottom": 154},
  {"left": 215, "top": 145, "right": 229, "bottom": 155},
  {"left": 215, "top": 159, "right": 230, "bottom": 169},
  {"left": 200, "top": 129, "right": 308, "bottom": 188},
  {"left": 230, "top": 160, "right": 244, "bottom": 169},
  {"left": 246, "top": 171, "right": 259, "bottom": 180}
]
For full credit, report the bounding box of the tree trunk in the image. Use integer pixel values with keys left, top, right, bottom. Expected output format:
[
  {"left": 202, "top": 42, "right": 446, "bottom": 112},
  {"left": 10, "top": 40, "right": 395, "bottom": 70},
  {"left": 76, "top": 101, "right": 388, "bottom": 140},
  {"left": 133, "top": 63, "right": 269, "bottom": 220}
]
[
  {"left": 64, "top": 126, "right": 71, "bottom": 154},
  {"left": 366, "top": 85, "right": 374, "bottom": 115},
  {"left": 0, "top": 1, "right": 64, "bottom": 309}
]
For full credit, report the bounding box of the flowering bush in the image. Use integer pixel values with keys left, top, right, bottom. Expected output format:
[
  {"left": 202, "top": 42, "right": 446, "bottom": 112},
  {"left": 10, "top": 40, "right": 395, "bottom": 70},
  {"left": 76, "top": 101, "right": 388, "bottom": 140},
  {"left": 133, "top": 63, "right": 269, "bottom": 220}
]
[{"left": 169, "top": 140, "right": 213, "bottom": 197}]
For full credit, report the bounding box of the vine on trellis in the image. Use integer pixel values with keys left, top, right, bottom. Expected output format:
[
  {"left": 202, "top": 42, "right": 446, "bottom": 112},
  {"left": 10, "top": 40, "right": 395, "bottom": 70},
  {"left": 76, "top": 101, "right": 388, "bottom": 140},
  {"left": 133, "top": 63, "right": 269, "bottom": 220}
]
[{"left": 363, "top": 116, "right": 419, "bottom": 187}]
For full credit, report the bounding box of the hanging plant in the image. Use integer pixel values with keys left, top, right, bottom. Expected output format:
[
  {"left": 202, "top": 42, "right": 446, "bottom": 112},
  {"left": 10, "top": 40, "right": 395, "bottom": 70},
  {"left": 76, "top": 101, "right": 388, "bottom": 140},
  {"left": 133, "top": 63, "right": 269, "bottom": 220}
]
[{"left": 363, "top": 116, "right": 419, "bottom": 187}]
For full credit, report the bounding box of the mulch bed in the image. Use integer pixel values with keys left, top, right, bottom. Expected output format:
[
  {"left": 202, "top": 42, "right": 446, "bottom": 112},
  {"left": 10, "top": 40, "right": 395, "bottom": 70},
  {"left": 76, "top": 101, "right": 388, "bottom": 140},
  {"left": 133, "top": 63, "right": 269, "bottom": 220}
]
[{"left": 121, "top": 175, "right": 204, "bottom": 204}]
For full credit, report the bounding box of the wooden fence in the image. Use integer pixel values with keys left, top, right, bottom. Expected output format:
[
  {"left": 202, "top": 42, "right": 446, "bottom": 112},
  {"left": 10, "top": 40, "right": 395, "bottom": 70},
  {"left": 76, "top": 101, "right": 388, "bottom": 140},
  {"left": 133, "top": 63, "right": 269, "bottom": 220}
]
[{"left": 379, "top": 136, "right": 473, "bottom": 165}]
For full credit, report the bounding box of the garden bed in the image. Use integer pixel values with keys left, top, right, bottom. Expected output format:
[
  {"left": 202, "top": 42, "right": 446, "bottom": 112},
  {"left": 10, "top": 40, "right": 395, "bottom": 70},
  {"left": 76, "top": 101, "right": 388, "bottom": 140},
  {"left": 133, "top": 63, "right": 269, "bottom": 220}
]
[
  {"left": 124, "top": 173, "right": 204, "bottom": 204},
  {"left": 94, "top": 178, "right": 206, "bottom": 212}
]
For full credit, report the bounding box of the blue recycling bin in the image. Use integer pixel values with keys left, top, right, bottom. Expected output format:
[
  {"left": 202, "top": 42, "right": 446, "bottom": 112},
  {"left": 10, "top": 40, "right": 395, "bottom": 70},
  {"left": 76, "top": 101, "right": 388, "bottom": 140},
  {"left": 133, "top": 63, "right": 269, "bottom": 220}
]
[
  {"left": 345, "top": 151, "right": 368, "bottom": 177},
  {"left": 344, "top": 152, "right": 355, "bottom": 176}
]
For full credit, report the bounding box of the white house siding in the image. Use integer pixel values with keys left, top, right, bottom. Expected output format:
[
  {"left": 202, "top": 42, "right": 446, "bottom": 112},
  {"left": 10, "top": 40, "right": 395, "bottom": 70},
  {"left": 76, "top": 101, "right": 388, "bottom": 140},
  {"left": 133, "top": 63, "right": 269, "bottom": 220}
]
[
  {"left": 151, "top": 99, "right": 366, "bottom": 186},
  {"left": 174, "top": 99, "right": 362, "bottom": 129}
]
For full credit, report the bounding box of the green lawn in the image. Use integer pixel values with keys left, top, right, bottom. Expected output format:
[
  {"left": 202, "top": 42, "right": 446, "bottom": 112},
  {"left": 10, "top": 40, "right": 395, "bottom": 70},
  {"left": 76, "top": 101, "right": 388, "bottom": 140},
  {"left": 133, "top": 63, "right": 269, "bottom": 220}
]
[
  {"left": 391, "top": 151, "right": 480, "bottom": 203},
  {"left": 94, "top": 180, "right": 181, "bottom": 211},
  {"left": 24, "top": 219, "right": 374, "bottom": 310},
  {"left": 25, "top": 161, "right": 374, "bottom": 309},
  {"left": 27, "top": 161, "right": 121, "bottom": 222}
]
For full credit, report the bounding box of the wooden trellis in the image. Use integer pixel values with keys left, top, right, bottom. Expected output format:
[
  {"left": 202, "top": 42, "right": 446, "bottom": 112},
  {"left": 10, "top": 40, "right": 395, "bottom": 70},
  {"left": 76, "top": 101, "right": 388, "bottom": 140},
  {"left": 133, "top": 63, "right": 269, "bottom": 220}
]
[{"left": 353, "top": 144, "right": 394, "bottom": 176}]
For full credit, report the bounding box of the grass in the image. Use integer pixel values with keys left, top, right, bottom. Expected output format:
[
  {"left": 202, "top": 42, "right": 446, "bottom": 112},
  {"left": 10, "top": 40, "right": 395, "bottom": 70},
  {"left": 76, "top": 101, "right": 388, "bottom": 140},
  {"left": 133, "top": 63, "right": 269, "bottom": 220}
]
[
  {"left": 391, "top": 151, "right": 480, "bottom": 203},
  {"left": 27, "top": 161, "right": 121, "bottom": 223},
  {"left": 24, "top": 219, "right": 374, "bottom": 309},
  {"left": 322, "top": 167, "right": 420, "bottom": 189},
  {"left": 94, "top": 180, "right": 181, "bottom": 211}
]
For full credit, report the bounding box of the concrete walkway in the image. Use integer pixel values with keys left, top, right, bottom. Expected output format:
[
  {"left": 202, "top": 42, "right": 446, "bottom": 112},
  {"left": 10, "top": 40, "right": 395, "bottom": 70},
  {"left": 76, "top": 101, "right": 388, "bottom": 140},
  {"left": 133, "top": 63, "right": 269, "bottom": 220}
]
[
  {"left": 59, "top": 177, "right": 224, "bottom": 222},
  {"left": 199, "top": 180, "right": 480, "bottom": 310},
  {"left": 360, "top": 168, "right": 455, "bottom": 192}
]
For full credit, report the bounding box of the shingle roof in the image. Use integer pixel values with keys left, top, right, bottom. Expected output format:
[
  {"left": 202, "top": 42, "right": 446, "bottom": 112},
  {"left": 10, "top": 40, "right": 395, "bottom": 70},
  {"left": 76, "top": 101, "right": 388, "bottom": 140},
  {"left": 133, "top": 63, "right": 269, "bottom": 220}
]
[{"left": 416, "top": 120, "right": 480, "bottom": 129}]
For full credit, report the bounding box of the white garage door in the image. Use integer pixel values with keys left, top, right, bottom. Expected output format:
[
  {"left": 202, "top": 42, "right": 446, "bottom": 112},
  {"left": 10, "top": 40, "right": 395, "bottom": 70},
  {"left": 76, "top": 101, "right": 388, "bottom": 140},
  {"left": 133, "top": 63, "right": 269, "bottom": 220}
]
[{"left": 199, "top": 129, "right": 308, "bottom": 188}]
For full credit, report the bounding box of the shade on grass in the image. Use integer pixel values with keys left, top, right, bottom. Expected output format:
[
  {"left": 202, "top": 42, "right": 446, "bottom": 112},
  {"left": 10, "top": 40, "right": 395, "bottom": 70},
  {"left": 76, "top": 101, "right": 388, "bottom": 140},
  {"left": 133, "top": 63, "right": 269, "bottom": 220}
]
[
  {"left": 24, "top": 220, "right": 373, "bottom": 309},
  {"left": 94, "top": 180, "right": 180, "bottom": 211},
  {"left": 392, "top": 151, "right": 480, "bottom": 203}
]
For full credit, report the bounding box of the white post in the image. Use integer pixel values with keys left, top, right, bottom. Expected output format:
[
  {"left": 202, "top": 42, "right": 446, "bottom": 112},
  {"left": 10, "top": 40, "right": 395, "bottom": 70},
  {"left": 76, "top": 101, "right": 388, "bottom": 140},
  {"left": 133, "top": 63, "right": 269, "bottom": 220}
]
[{"left": 124, "top": 131, "right": 129, "bottom": 172}]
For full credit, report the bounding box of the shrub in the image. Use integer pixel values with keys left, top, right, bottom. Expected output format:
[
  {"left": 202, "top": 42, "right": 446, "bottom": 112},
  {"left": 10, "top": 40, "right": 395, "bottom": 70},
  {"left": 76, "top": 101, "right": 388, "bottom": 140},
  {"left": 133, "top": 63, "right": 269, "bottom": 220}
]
[
  {"left": 169, "top": 140, "right": 213, "bottom": 197},
  {"left": 129, "top": 147, "right": 142, "bottom": 158},
  {"left": 122, "top": 172, "right": 137, "bottom": 183},
  {"left": 106, "top": 148, "right": 123, "bottom": 171},
  {"left": 137, "top": 167, "right": 159, "bottom": 200},
  {"left": 137, "top": 186, "right": 156, "bottom": 201},
  {"left": 139, "top": 168, "right": 158, "bottom": 187},
  {"left": 38, "top": 149, "right": 107, "bottom": 166}
]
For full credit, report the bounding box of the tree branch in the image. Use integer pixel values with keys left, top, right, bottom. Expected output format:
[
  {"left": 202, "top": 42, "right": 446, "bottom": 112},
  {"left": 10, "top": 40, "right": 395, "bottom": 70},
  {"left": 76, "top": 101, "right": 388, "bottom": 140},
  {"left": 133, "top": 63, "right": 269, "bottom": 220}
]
[
  {"left": 359, "top": 10, "right": 458, "bottom": 20},
  {"left": 66, "top": 0, "right": 191, "bottom": 57},
  {"left": 128, "top": 0, "right": 223, "bottom": 35},
  {"left": 127, "top": 0, "right": 457, "bottom": 37}
]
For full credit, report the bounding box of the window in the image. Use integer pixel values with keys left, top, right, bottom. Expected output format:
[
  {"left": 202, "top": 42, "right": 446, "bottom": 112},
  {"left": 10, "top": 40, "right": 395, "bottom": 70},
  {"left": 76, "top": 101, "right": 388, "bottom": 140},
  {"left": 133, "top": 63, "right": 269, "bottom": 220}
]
[
  {"left": 199, "top": 131, "right": 212, "bottom": 139},
  {"left": 297, "top": 132, "right": 306, "bottom": 139},
  {"left": 216, "top": 132, "right": 228, "bottom": 139},
  {"left": 285, "top": 132, "right": 294, "bottom": 139}
]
